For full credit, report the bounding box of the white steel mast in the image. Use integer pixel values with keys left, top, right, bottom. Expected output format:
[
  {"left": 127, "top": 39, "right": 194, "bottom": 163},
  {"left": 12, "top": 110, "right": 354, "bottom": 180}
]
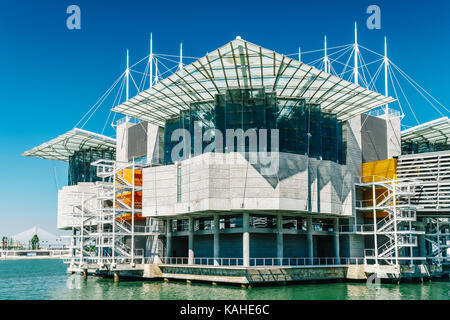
[
  {"left": 384, "top": 36, "right": 389, "bottom": 114},
  {"left": 179, "top": 42, "right": 183, "bottom": 71},
  {"left": 354, "top": 22, "right": 359, "bottom": 85},
  {"left": 126, "top": 49, "right": 130, "bottom": 122},
  {"left": 324, "top": 36, "right": 329, "bottom": 73},
  {"left": 149, "top": 33, "right": 153, "bottom": 88},
  {"left": 298, "top": 47, "right": 301, "bottom": 62}
]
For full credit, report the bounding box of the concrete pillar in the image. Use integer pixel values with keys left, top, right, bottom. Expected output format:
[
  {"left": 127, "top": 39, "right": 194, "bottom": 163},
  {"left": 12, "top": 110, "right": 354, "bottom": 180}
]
[
  {"left": 334, "top": 218, "right": 340, "bottom": 263},
  {"left": 418, "top": 223, "right": 426, "bottom": 259},
  {"left": 277, "top": 214, "right": 283, "bottom": 263},
  {"left": 213, "top": 214, "right": 220, "bottom": 266},
  {"left": 243, "top": 212, "right": 250, "bottom": 267},
  {"left": 188, "top": 217, "right": 194, "bottom": 265},
  {"left": 307, "top": 216, "right": 313, "bottom": 264},
  {"left": 166, "top": 219, "right": 172, "bottom": 260},
  {"left": 113, "top": 272, "right": 120, "bottom": 283}
]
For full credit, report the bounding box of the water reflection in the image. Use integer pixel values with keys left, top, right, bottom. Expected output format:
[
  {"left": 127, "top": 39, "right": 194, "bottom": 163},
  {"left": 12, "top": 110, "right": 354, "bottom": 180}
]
[{"left": 53, "top": 275, "right": 450, "bottom": 300}]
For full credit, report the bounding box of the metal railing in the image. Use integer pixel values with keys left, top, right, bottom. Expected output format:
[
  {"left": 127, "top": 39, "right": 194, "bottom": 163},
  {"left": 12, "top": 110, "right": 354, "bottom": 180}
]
[{"left": 159, "top": 257, "right": 364, "bottom": 267}]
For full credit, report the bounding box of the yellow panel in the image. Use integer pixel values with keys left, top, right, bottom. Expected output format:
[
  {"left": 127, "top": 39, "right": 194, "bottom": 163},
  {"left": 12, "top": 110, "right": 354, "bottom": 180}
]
[
  {"left": 362, "top": 158, "right": 397, "bottom": 182},
  {"left": 362, "top": 158, "right": 397, "bottom": 219}
]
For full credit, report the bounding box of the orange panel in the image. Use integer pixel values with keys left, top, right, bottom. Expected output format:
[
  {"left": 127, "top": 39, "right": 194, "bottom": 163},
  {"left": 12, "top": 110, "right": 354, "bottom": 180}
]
[{"left": 116, "top": 169, "right": 143, "bottom": 186}]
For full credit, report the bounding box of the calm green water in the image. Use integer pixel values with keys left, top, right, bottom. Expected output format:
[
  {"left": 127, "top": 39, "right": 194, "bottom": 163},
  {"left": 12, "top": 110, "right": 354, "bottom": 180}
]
[{"left": 0, "top": 259, "right": 449, "bottom": 300}]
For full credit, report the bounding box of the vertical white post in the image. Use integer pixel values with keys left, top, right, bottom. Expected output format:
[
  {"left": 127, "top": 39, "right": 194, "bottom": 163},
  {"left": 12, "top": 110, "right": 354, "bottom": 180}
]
[
  {"left": 354, "top": 22, "right": 359, "bottom": 85},
  {"left": 188, "top": 217, "right": 194, "bottom": 265},
  {"left": 80, "top": 193, "right": 84, "bottom": 267},
  {"left": 243, "top": 212, "right": 250, "bottom": 267},
  {"left": 179, "top": 42, "right": 183, "bottom": 71},
  {"left": 298, "top": 47, "right": 301, "bottom": 62},
  {"left": 154, "top": 58, "right": 159, "bottom": 85},
  {"left": 373, "top": 180, "right": 379, "bottom": 265},
  {"left": 112, "top": 162, "right": 116, "bottom": 265},
  {"left": 324, "top": 35, "right": 329, "bottom": 73},
  {"left": 125, "top": 49, "right": 130, "bottom": 122},
  {"left": 384, "top": 37, "right": 389, "bottom": 114},
  {"left": 393, "top": 181, "right": 399, "bottom": 266},
  {"left": 149, "top": 33, "right": 153, "bottom": 89},
  {"left": 131, "top": 159, "right": 135, "bottom": 265}
]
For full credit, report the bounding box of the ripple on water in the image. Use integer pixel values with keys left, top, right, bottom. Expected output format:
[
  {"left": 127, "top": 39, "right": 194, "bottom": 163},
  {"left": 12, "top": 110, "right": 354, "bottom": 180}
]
[{"left": 0, "top": 260, "right": 449, "bottom": 300}]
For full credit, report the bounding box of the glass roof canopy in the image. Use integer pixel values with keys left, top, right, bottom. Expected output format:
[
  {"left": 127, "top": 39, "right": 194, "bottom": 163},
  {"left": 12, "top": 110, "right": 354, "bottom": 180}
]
[
  {"left": 112, "top": 38, "right": 395, "bottom": 126},
  {"left": 22, "top": 128, "right": 116, "bottom": 162},
  {"left": 401, "top": 117, "right": 450, "bottom": 144}
]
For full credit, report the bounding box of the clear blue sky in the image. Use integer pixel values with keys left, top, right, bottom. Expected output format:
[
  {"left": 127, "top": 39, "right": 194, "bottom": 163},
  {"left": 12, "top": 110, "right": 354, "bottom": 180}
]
[{"left": 0, "top": 0, "right": 449, "bottom": 236}]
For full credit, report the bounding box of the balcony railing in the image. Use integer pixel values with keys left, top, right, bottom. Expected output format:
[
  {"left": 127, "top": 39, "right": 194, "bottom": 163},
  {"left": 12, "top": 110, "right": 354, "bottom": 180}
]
[{"left": 158, "top": 257, "right": 364, "bottom": 267}]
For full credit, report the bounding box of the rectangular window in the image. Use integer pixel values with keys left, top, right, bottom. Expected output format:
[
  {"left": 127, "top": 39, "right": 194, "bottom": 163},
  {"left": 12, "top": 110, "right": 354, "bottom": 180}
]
[{"left": 177, "top": 165, "right": 182, "bottom": 203}]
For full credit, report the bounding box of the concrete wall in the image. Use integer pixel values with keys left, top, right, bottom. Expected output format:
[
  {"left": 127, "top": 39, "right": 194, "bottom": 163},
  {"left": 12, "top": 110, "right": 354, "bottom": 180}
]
[
  {"left": 128, "top": 121, "right": 148, "bottom": 160},
  {"left": 360, "top": 113, "right": 401, "bottom": 163},
  {"left": 116, "top": 121, "right": 164, "bottom": 164},
  {"left": 57, "top": 182, "right": 96, "bottom": 229},
  {"left": 361, "top": 114, "right": 388, "bottom": 163},
  {"left": 142, "top": 152, "right": 353, "bottom": 217}
]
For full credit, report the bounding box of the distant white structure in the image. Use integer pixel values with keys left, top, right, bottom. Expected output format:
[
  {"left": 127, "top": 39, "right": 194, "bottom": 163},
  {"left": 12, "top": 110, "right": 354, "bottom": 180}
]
[{"left": 11, "top": 226, "right": 67, "bottom": 249}]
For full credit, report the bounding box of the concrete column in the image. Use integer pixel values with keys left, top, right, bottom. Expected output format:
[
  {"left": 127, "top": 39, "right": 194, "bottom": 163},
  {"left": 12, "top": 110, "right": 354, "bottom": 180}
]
[
  {"left": 188, "top": 217, "right": 194, "bottom": 265},
  {"left": 277, "top": 214, "right": 283, "bottom": 262},
  {"left": 334, "top": 218, "right": 340, "bottom": 263},
  {"left": 213, "top": 214, "right": 220, "bottom": 266},
  {"left": 166, "top": 219, "right": 172, "bottom": 260},
  {"left": 243, "top": 212, "right": 250, "bottom": 267},
  {"left": 418, "top": 223, "right": 426, "bottom": 259},
  {"left": 113, "top": 272, "right": 120, "bottom": 283},
  {"left": 307, "top": 216, "right": 313, "bottom": 264}
]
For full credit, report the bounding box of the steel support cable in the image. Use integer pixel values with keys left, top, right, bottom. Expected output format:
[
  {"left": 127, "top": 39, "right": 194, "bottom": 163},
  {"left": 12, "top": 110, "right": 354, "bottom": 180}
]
[
  {"left": 74, "top": 71, "right": 125, "bottom": 128},
  {"left": 366, "top": 59, "right": 384, "bottom": 91},
  {"left": 357, "top": 53, "right": 370, "bottom": 88},
  {"left": 286, "top": 43, "right": 352, "bottom": 56},
  {"left": 340, "top": 46, "right": 355, "bottom": 79},
  {"left": 81, "top": 74, "right": 126, "bottom": 130},
  {"left": 388, "top": 63, "right": 414, "bottom": 124},
  {"left": 388, "top": 64, "right": 417, "bottom": 124},
  {"left": 102, "top": 76, "right": 126, "bottom": 134},
  {"left": 129, "top": 71, "right": 140, "bottom": 92},
  {"left": 390, "top": 61, "right": 450, "bottom": 114},
  {"left": 391, "top": 63, "right": 445, "bottom": 118},
  {"left": 359, "top": 50, "right": 375, "bottom": 89}
]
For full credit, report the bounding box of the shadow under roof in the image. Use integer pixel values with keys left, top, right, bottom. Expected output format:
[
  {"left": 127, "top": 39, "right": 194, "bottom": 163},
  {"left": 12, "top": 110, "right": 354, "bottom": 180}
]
[
  {"left": 112, "top": 38, "right": 395, "bottom": 126},
  {"left": 22, "top": 128, "right": 116, "bottom": 162}
]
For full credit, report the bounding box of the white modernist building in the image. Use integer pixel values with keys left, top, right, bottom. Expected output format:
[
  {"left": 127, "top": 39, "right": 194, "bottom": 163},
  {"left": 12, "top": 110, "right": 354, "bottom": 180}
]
[{"left": 22, "top": 37, "right": 450, "bottom": 283}]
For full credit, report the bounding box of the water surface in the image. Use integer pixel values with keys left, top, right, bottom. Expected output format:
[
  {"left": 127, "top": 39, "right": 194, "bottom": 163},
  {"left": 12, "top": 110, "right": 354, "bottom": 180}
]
[{"left": 0, "top": 259, "right": 448, "bottom": 300}]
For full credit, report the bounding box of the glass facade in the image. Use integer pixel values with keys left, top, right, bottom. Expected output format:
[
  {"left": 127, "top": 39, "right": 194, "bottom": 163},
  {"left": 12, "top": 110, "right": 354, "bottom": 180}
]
[
  {"left": 163, "top": 88, "right": 345, "bottom": 165},
  {"left": 68, "top": 149, "right": 115, "bottom": 185},
  {"left": 402, "top": 140, "right": 450, "bottom": 155}
]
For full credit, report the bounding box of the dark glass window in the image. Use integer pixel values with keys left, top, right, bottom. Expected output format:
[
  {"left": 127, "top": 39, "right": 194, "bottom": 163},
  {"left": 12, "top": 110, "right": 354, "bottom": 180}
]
[
  {"left": 162, "top": 88, "right": 345, "bottom": 165},
  {"left": 68, "top": 149, "right": 115, "bottom": 185}
]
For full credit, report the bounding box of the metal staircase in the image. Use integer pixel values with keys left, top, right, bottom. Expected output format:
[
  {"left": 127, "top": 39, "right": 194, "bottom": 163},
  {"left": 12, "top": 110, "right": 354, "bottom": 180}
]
[
  {"left": 354, "top": 176, "right": 425, "bottom": 266},
  {"left": 61, "top": 159, "right": 165, "bottom": 273}
]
